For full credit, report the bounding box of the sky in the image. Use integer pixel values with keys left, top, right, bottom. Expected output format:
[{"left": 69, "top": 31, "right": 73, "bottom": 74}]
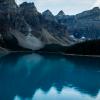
[{"left": 15, "top": 0, "right": 99, "bottom": 15}]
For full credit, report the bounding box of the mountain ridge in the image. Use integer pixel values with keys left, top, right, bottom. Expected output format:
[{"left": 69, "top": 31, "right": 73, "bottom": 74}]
[
  {"left": 0, "top": 0, "right": 100, "bottom": 52},
  {"left": 43, "top": 7, "right": 100, "bottom": 39},
  {"left": 0, "top": 0, "right": 73, "bottom": 51}
]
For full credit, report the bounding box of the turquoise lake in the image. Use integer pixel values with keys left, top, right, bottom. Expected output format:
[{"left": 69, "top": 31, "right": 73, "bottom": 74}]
[{"left": 0, "top": 53, "right": 100, "bottom": 100}]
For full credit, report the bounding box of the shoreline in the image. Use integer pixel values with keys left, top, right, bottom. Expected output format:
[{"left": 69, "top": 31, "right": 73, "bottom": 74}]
[
  {"left": 7, "top": 51, "right": 100, "bottom": 58},
  {"left": 0, "top": 48, "right": 100, "bottom": 58},
  {"left": 61, "top": 53, "right": 100, "bottom": 58}
]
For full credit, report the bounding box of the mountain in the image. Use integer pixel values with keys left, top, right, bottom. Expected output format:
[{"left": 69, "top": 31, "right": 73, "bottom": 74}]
[
  {"left": 42, "top": 10, "right": 57, "bottom": 22},
  {"left": 0, "top": 0, "right": 100, "bottom": 52},
  {"left": 56, "top": 10, "right": 65, "bottom": 20},
  {"left": 0, "top": 0, "right": 73, "bottom": 51},
  {"left": 57, "top": 10, "right": 65, "bottom": 16},
  {"left": 56, "top": 7, "right": 100, "bottom": 39},
  {"left": 19, "top": 2, "right": 74, "bottom": 45},
  {"left": 0, "top": 0, "right": 44, "bottom": 51}
]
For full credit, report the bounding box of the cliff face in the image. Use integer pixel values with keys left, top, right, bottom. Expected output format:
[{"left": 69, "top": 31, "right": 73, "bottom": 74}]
[
  {"left": 0, "top": 0, "right": 36, "bottom": 50},
  {"left": 19, "top": 2, "right": 72, "bottom": 46},
  {"left": 0, "top": 0, "right": 72, "bottom": 51},
  {"left": 1, "top": 0, "right": 99, "bottom": 51},
  {"left": 42, "top": 10, "right": 57, "bottom": 22}
]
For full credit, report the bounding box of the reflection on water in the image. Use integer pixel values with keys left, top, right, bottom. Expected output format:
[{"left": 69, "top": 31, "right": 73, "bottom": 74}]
[{"left": 0, "top": 53, "right": 100, "bottom": 100}]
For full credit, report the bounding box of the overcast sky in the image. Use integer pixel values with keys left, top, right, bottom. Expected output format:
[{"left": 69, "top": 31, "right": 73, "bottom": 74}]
[{"left": 15, "top": 0, "right": 99, "bottom": 15}]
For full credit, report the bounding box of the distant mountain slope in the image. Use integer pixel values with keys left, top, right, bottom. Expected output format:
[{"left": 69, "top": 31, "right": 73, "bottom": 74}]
[{"left": 55, "top": 7, "right": 100, "bottom": 39}]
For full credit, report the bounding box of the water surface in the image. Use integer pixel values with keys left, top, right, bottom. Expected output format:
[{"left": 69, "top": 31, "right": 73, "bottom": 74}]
[{"left": 0, "top": 53, "right": 100, "bottom": 100}]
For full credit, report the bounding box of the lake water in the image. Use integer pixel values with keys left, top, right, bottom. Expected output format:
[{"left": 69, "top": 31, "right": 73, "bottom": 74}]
[{"left": 0, "top": 53, "right": 100, "bottom": 100}]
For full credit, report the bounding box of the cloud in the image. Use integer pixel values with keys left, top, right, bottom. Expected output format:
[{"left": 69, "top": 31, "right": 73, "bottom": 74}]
[
  {"left": 34, "top": 0, "right": 95, "bottom": 15},
  {"left": 93, "top": 0, "right": 100, "bottom": 7},
  {"left": 15, "top": 0, "right": 95, "bottom": 15}
]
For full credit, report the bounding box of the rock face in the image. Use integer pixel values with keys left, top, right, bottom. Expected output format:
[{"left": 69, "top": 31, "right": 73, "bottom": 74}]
[
  {"left": 19, "top": 2, "right": 72, "bottom": 46},
  {"left": 56, "top": 10, "right": 65, "bottom": 20},
  {"left": 0, "top": 0, "right": 72, "bottom": 51},
  {"left": 42, "top": 10, "right": 57, "bottom": 22},
  {"left": 56, "top": 7, "right": 100, "bottom": 39},
  {"left": 1, "top": 0, "right": 99, "bottom": 51},
  {"left": 0, "top": 0, "right": 42, "bottom": 50}
]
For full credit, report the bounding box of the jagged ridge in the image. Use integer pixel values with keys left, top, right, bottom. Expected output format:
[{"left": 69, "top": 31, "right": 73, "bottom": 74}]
[{"left": 0, "top": 0, "right": 73, "bottom": 51}]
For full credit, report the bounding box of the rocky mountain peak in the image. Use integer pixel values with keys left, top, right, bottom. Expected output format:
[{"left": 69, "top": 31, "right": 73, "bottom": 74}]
[
  {"left": 42, "top": 10, "right": 56, "bottom": 22},
  {"left": 20, "top": 2, "right": 38, "bottom": 15},
  {"left": 92, "top": 7, "right": 100, "bottom": 11},
  {"left": 57, "top": 10, "right": 65, "bottom": 16},
  {"left": 91, "top": 7, "right": 100, "bottom": 13},
  {"left": 42, "top": 10, "right": 53, "bottom": 16},
  {"left": 20, "top": 2, "right": 36, "bottom": 9}
]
